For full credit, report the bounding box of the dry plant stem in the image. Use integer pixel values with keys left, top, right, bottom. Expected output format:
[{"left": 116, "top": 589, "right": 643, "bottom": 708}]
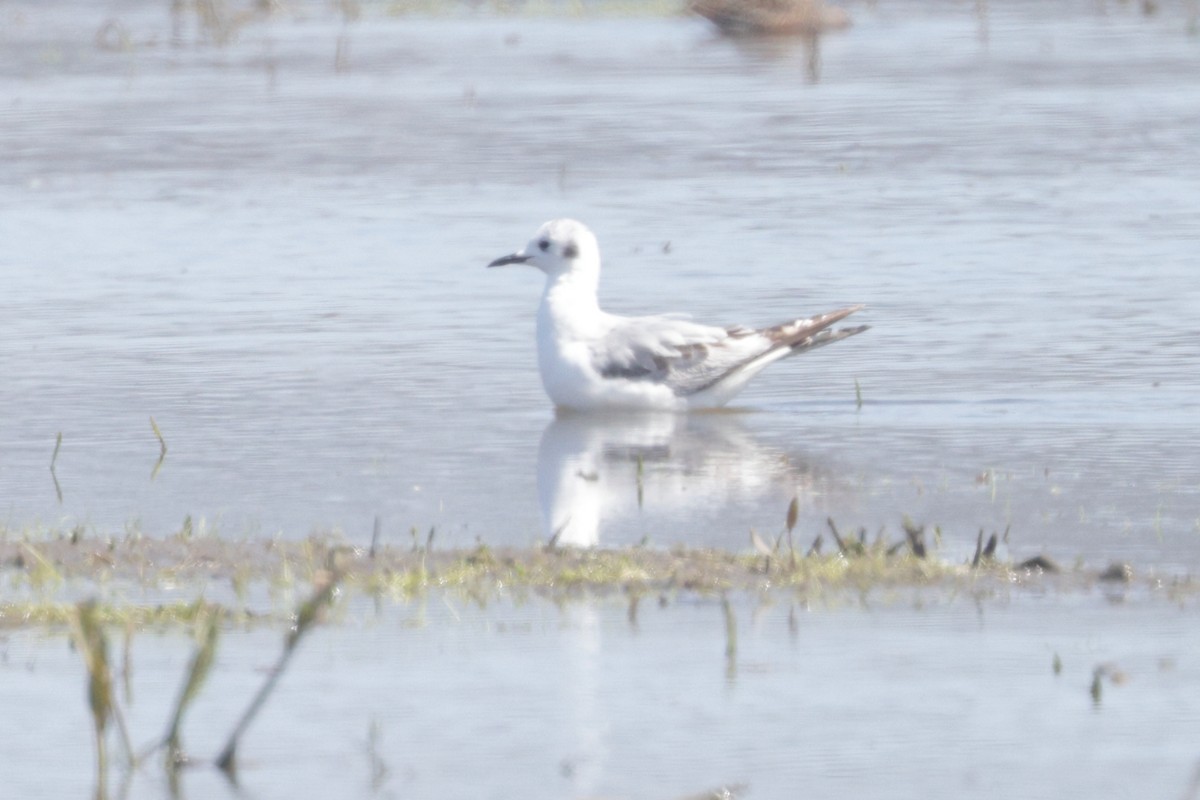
[
  {"left": 216, "top": 573, "right": 341, "bottom": 777},
  {"left": 370, "top": 515, "right": 382, "bottom": 559},
  {"left": 826, "top": 517, "right": 848, "bottom": 553},
  {"left": 150, "top": 417, "right": 168, "bottom": 480},
  {"left": 69, "top": 601, "right": 135, "bottom": 798},
  {"left": 50, "top": 432, "right": 64, "bottom": 503},
  {"left": 150, "top": 416, "right": 168, "bottom": 457},
  {"left": 785, "top": 496, "right": 799, "bottom": 568},
  {"left": 164, "top": 609, "right": 220, "bottom": 766}
]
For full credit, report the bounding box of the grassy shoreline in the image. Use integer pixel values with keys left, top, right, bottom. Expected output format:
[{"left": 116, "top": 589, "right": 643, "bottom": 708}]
[
  {"left": 3, "top": 530, "right": 1193, "bottom": 629},
  {"left": 6, "top": 529, "right": 1194, "bottom": 792}
]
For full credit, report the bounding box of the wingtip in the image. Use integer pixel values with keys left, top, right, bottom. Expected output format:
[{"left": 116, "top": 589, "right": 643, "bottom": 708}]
[{"left": 815, "top": 304, "right": 866, "bottom": 327}]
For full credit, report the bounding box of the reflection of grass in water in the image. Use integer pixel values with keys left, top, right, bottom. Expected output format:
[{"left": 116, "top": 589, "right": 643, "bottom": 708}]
[{"left": 721, "top": 592, "right": 736, "bottom": 679}]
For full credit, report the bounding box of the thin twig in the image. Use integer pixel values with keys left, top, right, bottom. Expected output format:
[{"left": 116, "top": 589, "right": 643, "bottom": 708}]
[
  {"left": 369, "top": 516, "right": 382, "bottom": 560},
  {"left": 825, "top": 517, "right": 848, "bottom": 554},
  {"left": 50, "top": 432, "right": 64, "bottom": 503},
  {"left": 150, "top": 417, "right": 167, "bottom": 480},
  {"left": 216, "top": 573, "right": 341, "bottom": 778}
]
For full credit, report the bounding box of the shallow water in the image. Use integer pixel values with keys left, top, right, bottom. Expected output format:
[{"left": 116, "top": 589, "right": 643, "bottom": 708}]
[
  {"left": 3, "top": 0, "right": 1199, "bottom": 568},
  {"left": 2, "top": 4, "right": 1200, "bottom": 792},
  {"left": 6, "top": 592, "right": 1200, "bottom": 799}
]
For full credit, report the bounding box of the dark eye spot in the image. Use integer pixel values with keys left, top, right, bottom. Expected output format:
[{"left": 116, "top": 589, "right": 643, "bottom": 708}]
[
  {"left": 563, "top": 242, "right": 579, "bottom": 258},
  {"left": 538, "top": 239, "right": 550, "bottom": 252}
]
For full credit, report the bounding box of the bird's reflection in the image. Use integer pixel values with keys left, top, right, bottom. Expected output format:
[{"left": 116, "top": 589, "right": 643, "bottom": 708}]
[{"left": 537, "top": 410, "right": 826, "bottom": 547}]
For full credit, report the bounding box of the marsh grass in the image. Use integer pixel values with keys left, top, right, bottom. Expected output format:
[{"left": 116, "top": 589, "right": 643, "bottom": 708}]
[
  {"left": 3, "top": 523, "right": 1193, "bottom": 621},
  {"left": 4, "top": 503, "right": 1195, "bottom": 655},
  {"left": 71, "top": 601, "right": 111, "bottom": 798},
  {"left": 69, "top": 601, "right": 136, "bottom": 800},
  {"left": 59, "top": 573, "right": 342, "bottom": 794},
  {"left": 15, "top": 541, "right": 64, "bottom": 591},
  {"left": 15, "top": 510, "right": 1193, "bottom": 796}
]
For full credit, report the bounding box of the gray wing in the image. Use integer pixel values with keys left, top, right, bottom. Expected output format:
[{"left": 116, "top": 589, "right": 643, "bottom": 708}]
[
  {"left": 589, "top": 314, "right": 764, "bottom": 394},
  {"left": 590, "top": 306, "right": 867, "bottom": 397}
]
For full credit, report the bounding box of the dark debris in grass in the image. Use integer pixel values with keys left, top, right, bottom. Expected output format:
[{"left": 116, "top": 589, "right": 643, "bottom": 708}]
[{"left": 0, "top": 523, "right": 1194, "bottom": 630}]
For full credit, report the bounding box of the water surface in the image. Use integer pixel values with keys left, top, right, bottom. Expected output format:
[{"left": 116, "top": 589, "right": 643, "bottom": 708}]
[
  {"left": 3, "top": 2, "right": 1200, "bottom": 797},
  {"left": 7, "top": 591, "right": 1200, "bottom": 800},
  {"left": 4, "top": 1, "right": 1199, "bottom": 565}
]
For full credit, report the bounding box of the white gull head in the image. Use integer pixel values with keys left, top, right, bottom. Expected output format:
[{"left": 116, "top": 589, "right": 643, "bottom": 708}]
[
  {"left": 488, "top": 218, "right": 600, "bottom": 280},
  {"left": 489, "top": 219, "right": 868, "bottom": 412}
]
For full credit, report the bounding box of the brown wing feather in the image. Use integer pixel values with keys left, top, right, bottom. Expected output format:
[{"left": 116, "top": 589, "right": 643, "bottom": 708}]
[
  {"left": 760, "top": 305, "right": 868, "bottom": 353},
  {"left": 684, "top": 305, "right": 868, "bottom": 396}
]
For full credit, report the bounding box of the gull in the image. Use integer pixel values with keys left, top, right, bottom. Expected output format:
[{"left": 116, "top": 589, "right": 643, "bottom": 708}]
[{"left": 488, "top": 219, "right": 868, "bottom": 412}]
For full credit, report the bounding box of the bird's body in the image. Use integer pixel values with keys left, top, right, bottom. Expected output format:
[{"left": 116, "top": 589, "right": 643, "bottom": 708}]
[
  {"left": 489, "top": 219, "right": 867, "bottom": 412},
  {"left": 689, "top": 0, "right": 852, "bottom": 36}
]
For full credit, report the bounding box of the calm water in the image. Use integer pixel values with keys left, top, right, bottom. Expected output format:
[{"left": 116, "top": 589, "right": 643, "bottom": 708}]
[
  {"left": 2, "top": 3, "right": 1200, "bottom": 795},
  {"left": 2, "top": 1, "right": 1199, "bottom": 566},
  {"left": 6, "top": 592, "right": 1200, "bottom": 799}
]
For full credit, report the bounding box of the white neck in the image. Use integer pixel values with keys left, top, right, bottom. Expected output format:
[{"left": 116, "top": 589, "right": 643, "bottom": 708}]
[{"left": 540, "top": 263, "right": 602, "bottom": 324}]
